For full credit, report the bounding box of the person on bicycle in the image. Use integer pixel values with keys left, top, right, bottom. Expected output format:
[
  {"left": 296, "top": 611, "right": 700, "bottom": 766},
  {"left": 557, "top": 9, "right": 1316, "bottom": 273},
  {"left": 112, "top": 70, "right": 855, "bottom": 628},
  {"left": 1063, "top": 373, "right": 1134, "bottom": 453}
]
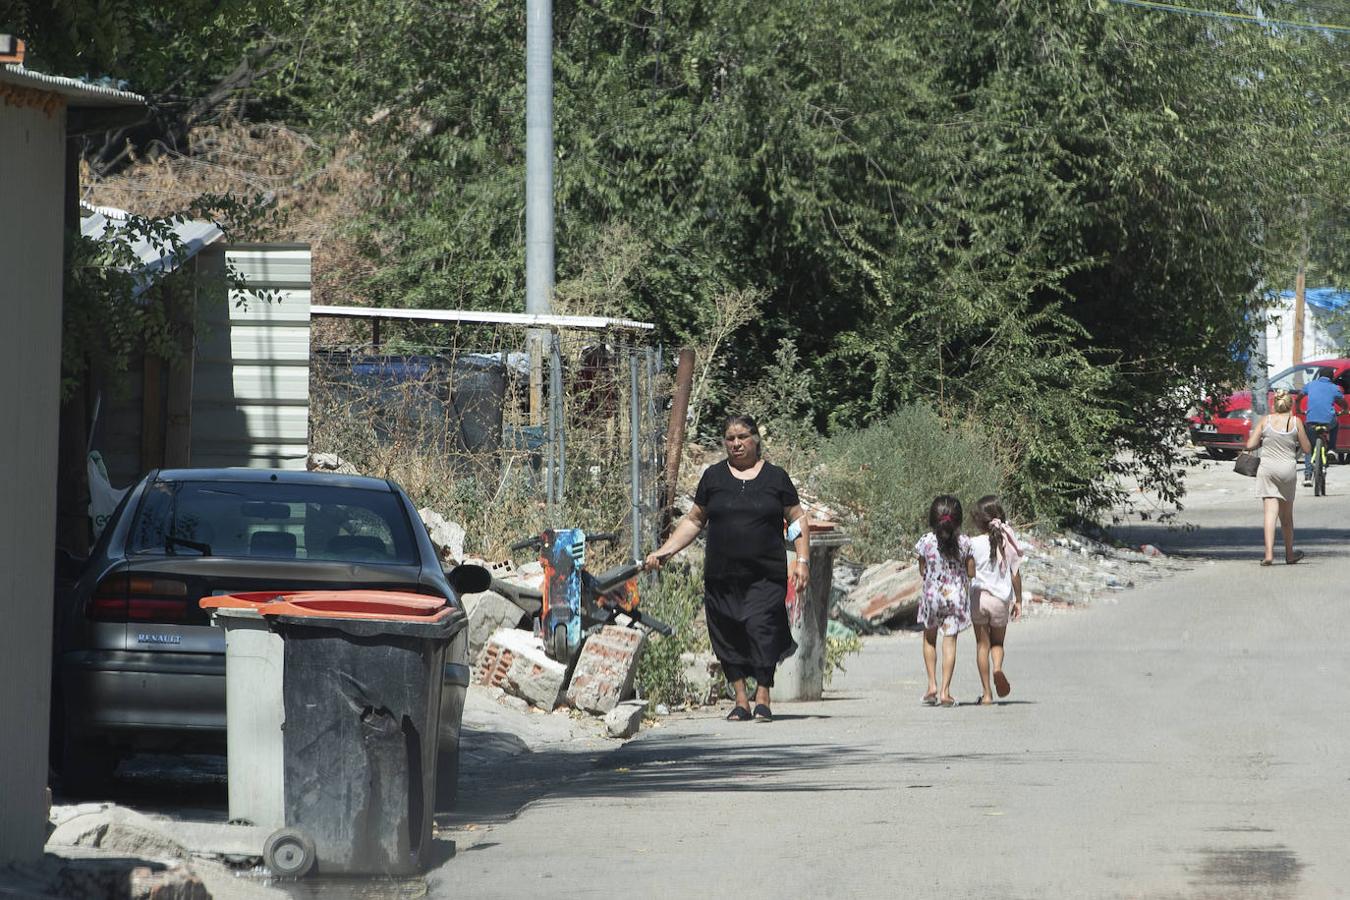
[{"left": 1298, "top": 368, "right": 1347, "bottom": 486}]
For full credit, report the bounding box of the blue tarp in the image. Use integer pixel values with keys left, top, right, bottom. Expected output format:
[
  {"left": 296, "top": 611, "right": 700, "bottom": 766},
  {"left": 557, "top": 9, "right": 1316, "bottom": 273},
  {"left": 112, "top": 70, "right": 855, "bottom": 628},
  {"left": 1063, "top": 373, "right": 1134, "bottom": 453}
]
[{"left": 1272, "top": 287, "right": 1350, "bottom": 313}]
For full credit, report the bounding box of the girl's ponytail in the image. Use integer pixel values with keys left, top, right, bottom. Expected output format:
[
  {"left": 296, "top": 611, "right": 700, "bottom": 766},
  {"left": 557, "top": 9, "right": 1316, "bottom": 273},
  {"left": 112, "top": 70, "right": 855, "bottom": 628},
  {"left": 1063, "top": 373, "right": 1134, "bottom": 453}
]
[
  {"left": 928, "top": 495, "right": 964, "bottom": 563},
  {"left": 973, "top": 494, "right": 1009, "bottom": 566}
]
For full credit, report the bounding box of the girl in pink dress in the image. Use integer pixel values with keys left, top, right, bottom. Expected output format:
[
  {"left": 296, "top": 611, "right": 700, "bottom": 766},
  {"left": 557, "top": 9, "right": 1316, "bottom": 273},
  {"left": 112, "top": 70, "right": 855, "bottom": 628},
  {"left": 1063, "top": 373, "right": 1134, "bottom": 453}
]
[{"left": 914, "top": 495, "right": 975, "bottom": 707}]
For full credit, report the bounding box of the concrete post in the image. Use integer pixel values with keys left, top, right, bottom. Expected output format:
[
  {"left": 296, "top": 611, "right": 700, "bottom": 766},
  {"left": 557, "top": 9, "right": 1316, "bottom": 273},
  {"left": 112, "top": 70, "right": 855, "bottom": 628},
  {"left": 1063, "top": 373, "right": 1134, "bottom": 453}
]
[{"left": 775, "top": 532, "right": 850, "bottom": 702}]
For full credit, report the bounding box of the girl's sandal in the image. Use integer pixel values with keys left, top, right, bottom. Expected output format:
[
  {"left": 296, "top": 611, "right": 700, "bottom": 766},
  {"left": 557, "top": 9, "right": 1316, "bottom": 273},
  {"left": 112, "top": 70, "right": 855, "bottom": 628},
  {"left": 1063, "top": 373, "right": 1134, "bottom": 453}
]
[
  {"left": 1286, "top": 550, "right": 1306, "bottom": 565},
  {"left": 726, "top": 705, "right": 752, "bottom": 721},
  {"left": 993, "top": 671, "right": 1011, "bottom": 698},
  {"left": 921, "top": 692, "right": 938, "bottom": 706}
]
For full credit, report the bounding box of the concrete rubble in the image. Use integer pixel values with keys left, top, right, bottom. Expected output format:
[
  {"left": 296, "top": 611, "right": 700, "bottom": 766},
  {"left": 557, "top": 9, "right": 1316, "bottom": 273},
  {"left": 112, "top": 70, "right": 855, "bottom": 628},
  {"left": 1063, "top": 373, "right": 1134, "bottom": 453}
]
[
  {"left": 461, "top": 588, "right": 528, "bottom": 660},
  {"left": 835, "top": 560, "right": 923, "bottom": 631},
  {"left": 831, "top": 528, "right": 1188, "bottom": 632},
  {"left": 10, "top": 804, "right": 288, "bottom": 899},
  {"left": 419, "top": 507, "right": 467, "bottom": 563},
  {"left": 566, "top": 625, "right": 647, "bottom": 714},
  {"left": 477, "top": 628, "right": 569, "bottom": 710},
  {"left": 679, "top": 651, "right": 723, "bottom": 706},
  {"left": 604, "top": 700, "right": 648, "bottom": 738},
  {"left": 304, "top": 451, "right": 358, "bottom": 475}
]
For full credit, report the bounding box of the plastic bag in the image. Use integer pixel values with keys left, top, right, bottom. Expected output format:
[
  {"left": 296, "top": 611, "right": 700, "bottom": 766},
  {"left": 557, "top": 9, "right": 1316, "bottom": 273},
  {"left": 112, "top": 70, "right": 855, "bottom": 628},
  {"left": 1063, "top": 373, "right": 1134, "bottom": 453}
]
[{"left": 88, "top": 451, "right": 129, "bottom": 539}]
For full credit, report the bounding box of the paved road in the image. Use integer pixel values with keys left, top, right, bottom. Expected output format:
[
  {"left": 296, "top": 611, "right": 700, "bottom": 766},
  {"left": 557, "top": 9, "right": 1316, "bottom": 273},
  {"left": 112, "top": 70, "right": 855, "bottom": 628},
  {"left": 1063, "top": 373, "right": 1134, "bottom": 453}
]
[{"left": 431, "top": 457, "right": 1348, "bottom": 899}]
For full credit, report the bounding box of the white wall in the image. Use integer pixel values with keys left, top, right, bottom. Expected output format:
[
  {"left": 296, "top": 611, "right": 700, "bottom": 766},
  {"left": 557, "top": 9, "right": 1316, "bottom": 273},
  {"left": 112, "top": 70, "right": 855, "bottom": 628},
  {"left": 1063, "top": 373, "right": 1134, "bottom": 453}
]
[
  {"left": 1263, "top": 296, "right": 1343, "bottom": 376},
  {"left": 192, "top": 245, "right": 312, "bottom": 469},
  {"left": 0, "top": 100, "right": 65, "bottom": 862}
]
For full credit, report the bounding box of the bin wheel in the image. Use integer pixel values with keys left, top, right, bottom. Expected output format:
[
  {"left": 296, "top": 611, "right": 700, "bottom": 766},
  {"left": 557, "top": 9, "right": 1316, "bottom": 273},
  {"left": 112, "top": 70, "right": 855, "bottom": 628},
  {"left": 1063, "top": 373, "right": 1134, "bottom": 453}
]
[
  {"left": 549, "top": 623, "right": 570, "bottom": 662},
  {"left": 264, "top": 828, "right": 316, "bottom": 878}
]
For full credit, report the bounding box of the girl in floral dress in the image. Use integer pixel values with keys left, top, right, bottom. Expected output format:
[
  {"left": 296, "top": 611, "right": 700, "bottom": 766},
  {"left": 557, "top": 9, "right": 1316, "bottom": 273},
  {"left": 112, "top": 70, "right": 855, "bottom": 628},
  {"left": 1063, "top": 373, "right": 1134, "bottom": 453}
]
[{"left": 915, "top": 495, "right": 975, "bottom": 707}]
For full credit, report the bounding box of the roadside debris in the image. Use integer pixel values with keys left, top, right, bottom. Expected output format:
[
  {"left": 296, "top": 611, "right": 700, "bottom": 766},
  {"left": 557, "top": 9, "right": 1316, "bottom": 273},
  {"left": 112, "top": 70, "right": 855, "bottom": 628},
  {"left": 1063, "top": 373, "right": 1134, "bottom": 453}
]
[
  {"left": 460, "top": 587, "right": 529, "bottom": 660},
  {"left": 477, "top": 628, "right": 568, "bottom": 710},
  {"left": 566, "top": 625, "right": 647, "bottom": 714},
  {"left": 834, "top": 560, "right": 922, "bottom": 632},
  {"left": 831, "top": 527, "right": 1187, "bottom": 632},
  {"left": 679, "top": 652, "right": 723, "bottom": 706},
  {"left": 419, "top": 508, "right": 467, "bottom": 564},
  {"left": 27, "top": 803, "right": 286, "bottom": 899},
  {"left": 304, "top": 451, "right": 358, "bottom": 475},
  {"left": 604, "top": 700, "right": 648, "bottom": 738}
]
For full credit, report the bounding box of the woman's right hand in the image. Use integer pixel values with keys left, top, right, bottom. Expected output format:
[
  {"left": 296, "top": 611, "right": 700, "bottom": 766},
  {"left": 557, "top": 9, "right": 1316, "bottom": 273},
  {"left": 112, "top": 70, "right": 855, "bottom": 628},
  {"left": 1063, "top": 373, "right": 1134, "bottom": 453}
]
[{"left": 643, "top": 551, "right": 668, "bottom": 571}]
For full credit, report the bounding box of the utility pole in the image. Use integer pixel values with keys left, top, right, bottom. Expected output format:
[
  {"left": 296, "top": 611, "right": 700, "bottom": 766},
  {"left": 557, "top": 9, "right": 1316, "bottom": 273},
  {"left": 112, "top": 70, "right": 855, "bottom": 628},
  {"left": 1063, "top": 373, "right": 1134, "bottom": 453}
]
[
  {"left": 1292, "top": 259, "right": 1307, "bottom": 373},
  {"left": 525, "top": 0, "right": 554, "bottom": 424}
]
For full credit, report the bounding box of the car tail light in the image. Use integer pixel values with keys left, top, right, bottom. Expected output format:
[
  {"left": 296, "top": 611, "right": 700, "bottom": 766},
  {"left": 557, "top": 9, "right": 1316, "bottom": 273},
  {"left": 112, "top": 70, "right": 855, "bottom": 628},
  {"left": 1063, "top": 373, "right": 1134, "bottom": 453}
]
[{"left": 89, "top": 575, "right": 189, "bottom": 622}]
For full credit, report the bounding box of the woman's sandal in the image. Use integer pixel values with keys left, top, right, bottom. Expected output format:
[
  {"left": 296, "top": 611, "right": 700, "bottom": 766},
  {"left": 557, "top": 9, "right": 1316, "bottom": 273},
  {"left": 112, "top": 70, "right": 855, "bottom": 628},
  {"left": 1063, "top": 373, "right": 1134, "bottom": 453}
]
[
  {"left": 726, "top": 705, "right": 752, "bottom": 721},
  {"left": 1286, "top": 550, "right": 1306, "bottom": 565},
  {"left": 752, "top": 704, "right": 773, "bottom": 722}
]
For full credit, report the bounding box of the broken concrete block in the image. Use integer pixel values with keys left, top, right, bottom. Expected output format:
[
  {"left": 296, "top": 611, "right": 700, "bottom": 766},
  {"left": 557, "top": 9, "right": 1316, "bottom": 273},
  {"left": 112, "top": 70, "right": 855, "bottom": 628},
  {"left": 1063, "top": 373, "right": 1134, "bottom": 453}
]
[
  {"left": 130, "top": 864, "right": 210, "bottom": 900},
  {"left": 679, "top": 651, "right": 723, "bottom": 705},
  {"left": 476, "top": 628, "right": 567, "bottom": 710},
  {"left": 566, "top": 626, "right": 647, "bottom": 714},
  {"left": 306, "top": 452, "right": 358, "bottom": 474},
  {"left": 604, "top": 700, "right": 647, "bottom": 738},
  {"left": 462, "top": 589, "right": 526, "bottom": 661},
  {"left": 838, "top": 560, "right": 922, "bottom": 628},
  {"left": 419, "top": 508, "right": 466, "bottom": 563}
]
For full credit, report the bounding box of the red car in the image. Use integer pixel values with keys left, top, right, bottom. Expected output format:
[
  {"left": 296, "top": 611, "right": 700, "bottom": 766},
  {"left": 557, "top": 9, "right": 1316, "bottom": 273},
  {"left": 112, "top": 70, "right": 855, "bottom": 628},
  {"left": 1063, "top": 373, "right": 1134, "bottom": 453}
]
[{"left": 1189, "top": 358, "right": 1350, "bottom": 460}]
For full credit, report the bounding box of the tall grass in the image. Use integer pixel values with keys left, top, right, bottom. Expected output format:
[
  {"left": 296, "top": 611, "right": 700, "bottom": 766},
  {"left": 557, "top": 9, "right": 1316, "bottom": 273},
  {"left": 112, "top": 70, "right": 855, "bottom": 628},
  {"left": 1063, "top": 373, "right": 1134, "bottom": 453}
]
[{"left": 812, "top": 403, "right": 1011, "bottom": 564}]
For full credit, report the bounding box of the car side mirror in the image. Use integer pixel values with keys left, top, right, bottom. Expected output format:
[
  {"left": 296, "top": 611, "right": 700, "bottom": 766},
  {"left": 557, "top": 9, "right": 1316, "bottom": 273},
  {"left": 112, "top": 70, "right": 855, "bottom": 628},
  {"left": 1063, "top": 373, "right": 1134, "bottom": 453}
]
[{"left": 447, "top": 563, "right": 491, "bottom": 596}]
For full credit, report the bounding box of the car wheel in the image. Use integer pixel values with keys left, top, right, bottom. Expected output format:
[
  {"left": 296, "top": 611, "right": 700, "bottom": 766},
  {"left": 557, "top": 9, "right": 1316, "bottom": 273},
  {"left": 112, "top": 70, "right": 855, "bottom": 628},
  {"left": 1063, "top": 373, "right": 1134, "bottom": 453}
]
[
  {"left": 1205, "top": 447, "right": 1238, "bottom": 461},
  {"left": 58, "top": 737, "right": 118, "bottom": 797}
]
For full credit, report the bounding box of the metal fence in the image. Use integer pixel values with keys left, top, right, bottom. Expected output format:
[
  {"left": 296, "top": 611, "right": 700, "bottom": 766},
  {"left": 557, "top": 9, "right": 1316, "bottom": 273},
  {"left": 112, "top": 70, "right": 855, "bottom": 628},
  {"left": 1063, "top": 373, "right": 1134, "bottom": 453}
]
[{"left": 309, "top": 308, "right": 667, "bottom": 563}]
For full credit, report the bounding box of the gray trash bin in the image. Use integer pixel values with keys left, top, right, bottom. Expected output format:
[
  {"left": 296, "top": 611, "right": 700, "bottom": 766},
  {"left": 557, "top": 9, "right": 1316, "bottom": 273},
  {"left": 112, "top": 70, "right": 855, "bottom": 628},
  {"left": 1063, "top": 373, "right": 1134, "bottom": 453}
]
[
  {"left": 775, "top": 531, "right": 850, "bottom": 702},
  {"left": 202, "top": 593, "right": 289, "bottom": 830}
]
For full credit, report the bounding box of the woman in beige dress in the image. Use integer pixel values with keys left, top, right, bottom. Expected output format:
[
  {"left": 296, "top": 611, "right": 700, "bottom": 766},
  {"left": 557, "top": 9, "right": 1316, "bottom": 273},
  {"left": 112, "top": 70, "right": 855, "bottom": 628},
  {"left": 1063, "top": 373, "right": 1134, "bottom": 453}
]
[{"left": 1244, "top": 390, "right": 1311, "bottom": 565}]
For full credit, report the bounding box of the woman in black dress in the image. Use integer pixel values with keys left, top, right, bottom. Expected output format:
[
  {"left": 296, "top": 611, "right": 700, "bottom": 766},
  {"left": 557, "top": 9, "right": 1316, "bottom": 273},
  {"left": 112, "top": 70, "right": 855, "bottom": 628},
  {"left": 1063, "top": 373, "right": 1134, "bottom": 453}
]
[{"left": 646, "top": 415, "right": 810, "bottom": 721}]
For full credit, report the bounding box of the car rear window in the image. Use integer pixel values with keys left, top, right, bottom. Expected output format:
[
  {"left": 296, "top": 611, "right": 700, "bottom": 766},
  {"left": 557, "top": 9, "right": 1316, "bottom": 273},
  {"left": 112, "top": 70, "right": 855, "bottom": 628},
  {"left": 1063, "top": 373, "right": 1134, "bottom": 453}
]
[{"left": 127, "top": 480, "right": 419, "bottom": 564}]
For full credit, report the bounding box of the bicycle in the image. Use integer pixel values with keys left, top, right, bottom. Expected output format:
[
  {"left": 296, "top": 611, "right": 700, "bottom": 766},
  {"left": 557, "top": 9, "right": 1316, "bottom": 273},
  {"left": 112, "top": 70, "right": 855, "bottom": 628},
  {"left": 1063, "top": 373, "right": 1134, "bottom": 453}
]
[
  {"left": 1309, "top": 422, "right": 1332, "bottom": 497},
  {"left": 494, "top": 529, "right": 674, "bottom": 662}
]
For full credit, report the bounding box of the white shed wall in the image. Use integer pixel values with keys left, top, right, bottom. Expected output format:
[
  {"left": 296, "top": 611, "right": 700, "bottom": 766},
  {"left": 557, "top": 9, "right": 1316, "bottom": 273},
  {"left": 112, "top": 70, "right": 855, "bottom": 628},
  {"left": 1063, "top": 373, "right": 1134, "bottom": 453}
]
[
  {"left": 190, "top": 245, "right": 311, "bottom": 469},
  {"left": 1263, "top": 298, "right": 1343, "bottom": 375},
  {"left": 0, "top": 101, "right": 65, "bottom": 862}
]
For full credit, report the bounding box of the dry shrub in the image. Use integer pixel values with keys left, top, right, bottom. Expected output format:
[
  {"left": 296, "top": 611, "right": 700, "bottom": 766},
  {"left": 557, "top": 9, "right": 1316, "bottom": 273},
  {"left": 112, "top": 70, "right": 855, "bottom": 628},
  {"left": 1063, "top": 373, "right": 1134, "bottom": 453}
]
[{"left": 81, "top": 119, "right": 377, "bottom": 306}]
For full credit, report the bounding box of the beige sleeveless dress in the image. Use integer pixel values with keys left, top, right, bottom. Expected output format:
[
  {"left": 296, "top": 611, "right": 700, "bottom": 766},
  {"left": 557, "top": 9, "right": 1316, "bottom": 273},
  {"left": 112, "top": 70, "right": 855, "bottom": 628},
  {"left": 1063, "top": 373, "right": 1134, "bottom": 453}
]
[{"left": 1256, "top": 416, "right": 1299, "bottom": 503}]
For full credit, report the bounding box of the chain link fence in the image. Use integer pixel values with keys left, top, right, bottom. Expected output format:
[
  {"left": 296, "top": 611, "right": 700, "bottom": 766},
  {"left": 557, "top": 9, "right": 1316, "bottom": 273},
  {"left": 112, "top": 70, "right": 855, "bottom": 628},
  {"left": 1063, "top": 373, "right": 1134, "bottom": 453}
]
[{"left": 309, "top": 312, "right": 668, "bottom": 565}]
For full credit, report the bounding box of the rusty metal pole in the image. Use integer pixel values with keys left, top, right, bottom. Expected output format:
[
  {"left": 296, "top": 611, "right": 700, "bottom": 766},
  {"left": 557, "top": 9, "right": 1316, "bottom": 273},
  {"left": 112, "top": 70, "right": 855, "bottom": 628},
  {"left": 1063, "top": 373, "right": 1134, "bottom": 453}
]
[{"left": 661, "top": 349, "right": 695, "bottom": 538}]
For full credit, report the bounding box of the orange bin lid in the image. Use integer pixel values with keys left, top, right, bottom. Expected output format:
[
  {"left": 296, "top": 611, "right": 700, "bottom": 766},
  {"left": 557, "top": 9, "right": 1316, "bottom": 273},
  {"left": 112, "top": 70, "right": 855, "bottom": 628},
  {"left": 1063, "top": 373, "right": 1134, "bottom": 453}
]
[
  {"left": 203, "top": 590, "right": 449, "bottom": 623},
  {"left": 200, "top": 591, "right": 289, "bottom": 611}
]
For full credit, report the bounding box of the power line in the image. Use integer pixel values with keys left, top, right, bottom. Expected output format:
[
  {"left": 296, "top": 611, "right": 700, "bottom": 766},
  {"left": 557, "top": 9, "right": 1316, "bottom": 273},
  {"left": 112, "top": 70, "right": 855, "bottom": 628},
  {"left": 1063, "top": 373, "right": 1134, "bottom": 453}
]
[{"left": 1105, "top": 0, "right": 1350, "bottom": 35}]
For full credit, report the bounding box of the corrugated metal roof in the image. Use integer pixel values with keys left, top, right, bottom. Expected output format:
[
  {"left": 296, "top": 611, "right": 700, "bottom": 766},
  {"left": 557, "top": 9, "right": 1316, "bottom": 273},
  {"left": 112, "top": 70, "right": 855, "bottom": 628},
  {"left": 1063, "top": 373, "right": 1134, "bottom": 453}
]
[
  {"left": 81, "top": 206, "right": 225, "bottom": 297},
  {"left": 0, "top": 63, "right": 143, "bottom": 106}
]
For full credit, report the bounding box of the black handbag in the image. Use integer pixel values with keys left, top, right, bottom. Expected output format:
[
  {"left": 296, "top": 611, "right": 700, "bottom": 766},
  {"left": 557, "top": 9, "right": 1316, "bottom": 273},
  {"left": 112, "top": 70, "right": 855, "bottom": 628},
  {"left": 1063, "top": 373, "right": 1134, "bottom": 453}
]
[{"left": 1234, "top": 450, "right": 1260, "bottom": 477}]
